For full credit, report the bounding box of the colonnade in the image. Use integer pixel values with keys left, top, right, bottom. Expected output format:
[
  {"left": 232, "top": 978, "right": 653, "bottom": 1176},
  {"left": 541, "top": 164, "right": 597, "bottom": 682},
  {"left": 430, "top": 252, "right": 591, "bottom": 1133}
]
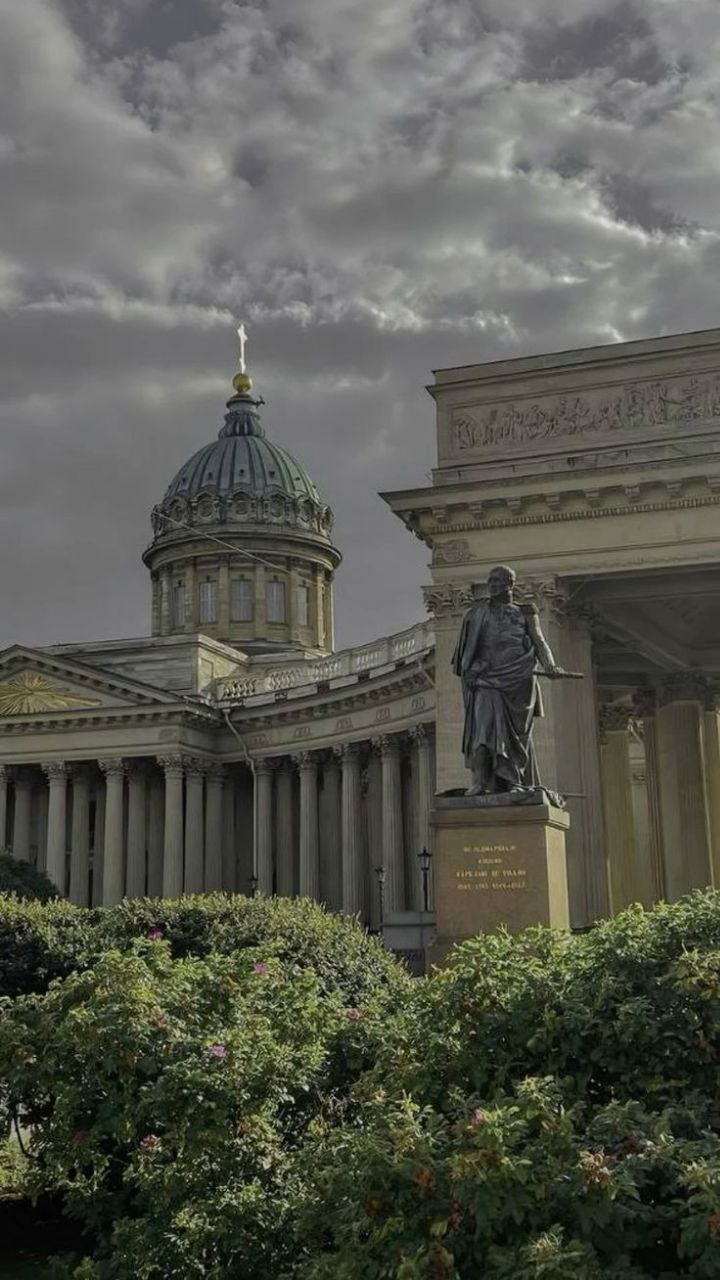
[
  {"left": 0, "top": 725, "right": 435, "bottom": 920},
  {"left": 599, "top": 678, "right": 720, "bottom": 911}
]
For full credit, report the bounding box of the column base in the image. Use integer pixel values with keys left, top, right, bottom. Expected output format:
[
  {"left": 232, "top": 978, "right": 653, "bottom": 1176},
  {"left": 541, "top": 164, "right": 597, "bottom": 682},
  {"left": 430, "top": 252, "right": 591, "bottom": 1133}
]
[{"left": 429, "top": 797, "right": 570, "bottom": 965}]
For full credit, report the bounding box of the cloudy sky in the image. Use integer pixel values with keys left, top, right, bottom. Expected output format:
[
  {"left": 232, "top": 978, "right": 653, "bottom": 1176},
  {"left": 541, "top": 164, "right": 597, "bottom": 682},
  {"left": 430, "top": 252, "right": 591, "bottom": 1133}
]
[{"left": 2, "top": 0, "right": 720, "bottom": 652}]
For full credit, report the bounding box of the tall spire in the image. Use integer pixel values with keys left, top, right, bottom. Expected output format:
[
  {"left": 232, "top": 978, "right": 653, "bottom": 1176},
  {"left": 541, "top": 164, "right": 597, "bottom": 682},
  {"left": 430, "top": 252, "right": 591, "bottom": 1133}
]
[{"left": 232, "top": 321, "right": 253, "bottom": 395}]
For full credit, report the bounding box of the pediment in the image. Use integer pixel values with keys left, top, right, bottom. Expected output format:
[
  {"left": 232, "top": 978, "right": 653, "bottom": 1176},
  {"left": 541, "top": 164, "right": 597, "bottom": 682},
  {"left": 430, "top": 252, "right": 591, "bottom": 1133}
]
[{"left": 0, "top": 647, "right": 181, "bottom": 717}]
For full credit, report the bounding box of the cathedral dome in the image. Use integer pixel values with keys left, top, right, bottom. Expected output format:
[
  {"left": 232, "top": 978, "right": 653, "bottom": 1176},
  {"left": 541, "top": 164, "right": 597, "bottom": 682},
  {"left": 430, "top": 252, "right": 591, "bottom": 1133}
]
[
  {"left": 163, "top": 394, "right": 323, "bottom": 510},
  {"left": 151, "top": 382, "right": 335, "bottom": 540},
  {"left": 143, "top": 354, "right": 340, "bottom": 656}
]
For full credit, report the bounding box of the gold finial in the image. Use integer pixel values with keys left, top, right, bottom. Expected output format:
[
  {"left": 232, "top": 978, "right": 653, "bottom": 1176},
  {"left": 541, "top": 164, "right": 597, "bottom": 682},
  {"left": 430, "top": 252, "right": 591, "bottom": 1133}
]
[{"left": 233, "top": 321, "right": 252, "bottom": 393}]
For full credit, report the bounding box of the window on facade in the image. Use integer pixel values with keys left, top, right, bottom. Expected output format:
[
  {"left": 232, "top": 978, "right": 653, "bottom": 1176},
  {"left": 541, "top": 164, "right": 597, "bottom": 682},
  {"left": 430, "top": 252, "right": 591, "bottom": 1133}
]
[
  {"left": 199, "top": 579, "right": 217, "bottom": 624},
  {"left": 172, "top": 582, "right": 186, "bottom": 628},
  {"left": 266, "top": 578, "right": 286, "bottom": 623},
  {"left": 231, "top": 576, "right": 254, "bottom": 622},
  {"left": 297, "top": 582, "right": 310, "bottom": 627}
]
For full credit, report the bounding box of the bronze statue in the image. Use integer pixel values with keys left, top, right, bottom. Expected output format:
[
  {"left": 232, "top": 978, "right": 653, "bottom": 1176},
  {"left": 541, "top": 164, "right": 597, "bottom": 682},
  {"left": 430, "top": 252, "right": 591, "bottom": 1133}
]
[{"left": 452, "top": 566, "right": 575, "bottom": 800}]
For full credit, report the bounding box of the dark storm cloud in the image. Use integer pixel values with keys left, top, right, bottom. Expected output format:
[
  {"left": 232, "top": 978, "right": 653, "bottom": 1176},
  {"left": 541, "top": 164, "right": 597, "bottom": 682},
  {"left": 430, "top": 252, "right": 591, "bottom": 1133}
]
[{"left": 1, "top": 0, "right": 720, "bottom": 651}]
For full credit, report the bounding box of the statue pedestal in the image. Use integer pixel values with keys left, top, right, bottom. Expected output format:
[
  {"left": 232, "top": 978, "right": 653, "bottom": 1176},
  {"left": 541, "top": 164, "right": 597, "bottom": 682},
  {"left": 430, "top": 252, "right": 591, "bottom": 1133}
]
[{"left": 430, "top": 796, "right": 571, "bottom": 965}]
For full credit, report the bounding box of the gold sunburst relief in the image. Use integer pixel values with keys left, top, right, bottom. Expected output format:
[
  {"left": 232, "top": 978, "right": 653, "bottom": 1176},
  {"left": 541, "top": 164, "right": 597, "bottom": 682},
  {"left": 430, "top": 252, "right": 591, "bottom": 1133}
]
[{"left": 0, "top": 671, "right": 102, "bottom": 716}]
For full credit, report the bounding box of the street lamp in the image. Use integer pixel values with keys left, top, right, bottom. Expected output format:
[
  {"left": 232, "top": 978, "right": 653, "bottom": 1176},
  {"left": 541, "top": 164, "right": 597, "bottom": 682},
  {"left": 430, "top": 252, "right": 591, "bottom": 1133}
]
[
  {"left": 374, "top": 864, "right": 386, "bottom": 928},
  {"left": 249, "top": 873, "right": 259, "bottom": 898},
  {"left": 417, "top": 847, "right": 432, "bottom": 914}
]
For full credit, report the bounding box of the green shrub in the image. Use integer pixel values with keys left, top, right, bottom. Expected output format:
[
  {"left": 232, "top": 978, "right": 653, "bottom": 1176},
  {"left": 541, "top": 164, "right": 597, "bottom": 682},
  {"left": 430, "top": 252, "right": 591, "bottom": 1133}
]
[
  {"left": 0, "top": 855, "right": 57, "bottom": 903},
  {"left": 290, "top": 894, "right": 720, "bottom": 1278},
  {"left": 0, "top": 892, "right": 404, "bottom": 1003},
  {"left": 1, "top": 939, "right": 392, "bottom": 1279}
]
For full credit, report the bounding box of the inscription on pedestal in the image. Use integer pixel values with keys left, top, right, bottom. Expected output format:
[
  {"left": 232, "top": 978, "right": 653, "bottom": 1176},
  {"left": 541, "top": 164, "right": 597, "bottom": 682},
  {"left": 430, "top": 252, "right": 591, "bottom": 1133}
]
[{"left": 432, "top": 804, "right": 570, "bottom": 949}]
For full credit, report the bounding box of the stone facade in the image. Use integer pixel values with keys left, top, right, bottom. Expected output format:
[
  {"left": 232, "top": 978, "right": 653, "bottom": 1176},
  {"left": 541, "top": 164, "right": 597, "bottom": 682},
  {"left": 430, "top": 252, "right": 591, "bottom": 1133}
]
[{"left": 3, "top": 327, "right": 720, "bottom": 928}]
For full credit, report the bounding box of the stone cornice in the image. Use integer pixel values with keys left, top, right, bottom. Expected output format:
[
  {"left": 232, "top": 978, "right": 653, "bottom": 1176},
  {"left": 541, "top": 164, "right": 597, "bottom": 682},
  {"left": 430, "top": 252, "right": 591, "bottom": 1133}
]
[
  {"left": 428, "top": 486, "right": 720, "bottom": 554},
  {"left": 0, "top": 705, "right": 220, "bottom": 735}
]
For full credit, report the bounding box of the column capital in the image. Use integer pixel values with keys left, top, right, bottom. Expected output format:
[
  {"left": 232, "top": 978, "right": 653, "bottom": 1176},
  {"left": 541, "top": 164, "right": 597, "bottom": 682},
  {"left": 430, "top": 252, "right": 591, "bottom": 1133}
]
[
  {"left": 408, "top": 723, "right": 432, "bottom": 746},
  {"left": 0, "top": 764, "right": 8, "bottom": 783},
  {"left": 294, "top": 750, "right": 318, "bottom": 771},
  {"left": 254, "top": 757, "right": 275, "bottom": 778},
  {"left": 182, "top": 755, "right": 208, "bottom": 777},
  {"left": 42, "top": 761, "right": 70, "bottom": 782},
  {"left": 371, "top": 733, "right": 400, "bottom": 757},
  {"left": 660, "top": 670, "right": 720, "bottom": 709},
  {"left": 157, "top": 754, "right": 184, "bottom": 779},
  {"left": 99, "top": 756, "right": 126, "bottom": 779},
  {"left": 334, "top": 741, "right": 362, "bottom": 763},
  {"left": 515, "top": 576, "right": 569, "bottom": 621},
  {"left": 205, "top": 761, "right": 226, "bottom": 781},
  {"left": 422, "top": 582, "right": 474, "bottom": 619},
  {"left": 599, "top": 703, "right": 635, "bottom": 736}
]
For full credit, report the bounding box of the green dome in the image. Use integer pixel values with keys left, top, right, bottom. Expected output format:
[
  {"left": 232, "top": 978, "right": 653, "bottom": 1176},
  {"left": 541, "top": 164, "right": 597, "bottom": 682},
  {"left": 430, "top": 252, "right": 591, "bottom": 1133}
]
[{"left": 164, "top": 392, "right": 322, "bottom": 505}]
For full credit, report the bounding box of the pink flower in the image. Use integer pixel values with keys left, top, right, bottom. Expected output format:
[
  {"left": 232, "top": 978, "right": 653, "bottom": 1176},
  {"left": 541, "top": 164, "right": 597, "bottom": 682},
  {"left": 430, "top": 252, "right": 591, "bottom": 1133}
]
[
  {"left": 345, "top": 1008, "right": 361, "bottom": 1022},
  {"left": 140, "top": 1134, "right": 160, "bottom": 1149},
  {"left": 470, "top": 1108, "right": 487, "bottom": 1127},
  {"left": 252, "top": 962, "right": 269, "bottom": 974},
  {"left": 146, "top": 928, "right": 163, "bottom": 941},
  {"left": 71, "top": 1129, "right": 89, "bottom": 1143},
  {"left": 210, "top": 1043, "right": 227, "bottom": 1058}
]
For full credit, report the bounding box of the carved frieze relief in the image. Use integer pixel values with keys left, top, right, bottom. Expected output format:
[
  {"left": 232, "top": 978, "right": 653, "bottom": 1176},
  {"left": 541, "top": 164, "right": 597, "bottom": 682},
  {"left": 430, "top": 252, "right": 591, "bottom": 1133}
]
[{"left": 449, "top": 372, "right": 720, "bottom": 455}]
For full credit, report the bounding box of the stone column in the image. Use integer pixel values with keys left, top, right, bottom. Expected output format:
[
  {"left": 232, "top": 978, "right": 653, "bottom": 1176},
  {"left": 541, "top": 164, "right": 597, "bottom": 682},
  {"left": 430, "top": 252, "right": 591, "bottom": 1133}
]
[
  {"left": 126, "top": 764, "right": 147, "bottom": 899},
  {"left": 222, "top": 772, "right": 237, "bottom": 892},
  {"left": 205, "top": 764, "right": 224, "bottom": 891},
  {"left": 338, "top": 743, "right": 363, "bottom": 916},
  {"left": 297, "top": 751, "right": 319, "bottom": 899},
  {"left": 12, "top": 771, "right": 33, "bottom": 862},
  {"left": 43, "top": 762, "right": 69, "bottom": 894},
  {"left": 319, "top": 753, "right": 341, "bottom": 908},
  {"left": 69, "top": 767, "right": 91, "bottom": 906},
  {"left": 0, "top": 766, "right": 8, "bottom": 850},
  {"left": 632, "top": 688, "right": 665, "bottom": 902},
  {"left": 254, "top": 564, "right": 267, "bottom": 639},
  {"left": 147, "top": 774, "right": 165, "bottom": 898},
  {"left": 159, "top": 568, "right": 172, "bottom": 635},
  {"left": 599, "top": 706, "right": 646, "bottom": 911},
  {"left": 218, "top": 563, "right": 230, "bottom": 637},
  {"left": 324, "top": 572, "right": 335, "bottom": 652},
  {"left": 254, "top": 759, "right": 274, "bottom": 894},
  {"left": 375, "top": 734, "right": 404, "bottom": 913},
  {"left": 159, "top": 755, "right": 184, "bottom": 898},
  {"left": 184, "top": 758, "right": 205, "bottom": 894},
  {"left": 655, "top": 675, "right": 714, "bottom": 899},
  {"left": 92, "top": 781, "right": 106, "bottom": 906},
  {"left": 702, "top": 689, "right": 720, "bottom": 888},
  {"left": 275, "top": 759, "right": 296, "bottom": 896},
  {"left": 410, "top": 725, "right": 434, "bottom": 910},
  {"left": 184, "top": 561, "right": 196, "bottom": 632},
  {"left": 364, "top": 748, "right": 383, "bottom": 929},
  {"left": 313, "top": 566, "right": 325, "bottom": 649},
  {"left": 99, "top": 758, "right": 126, "bottom": 906}
]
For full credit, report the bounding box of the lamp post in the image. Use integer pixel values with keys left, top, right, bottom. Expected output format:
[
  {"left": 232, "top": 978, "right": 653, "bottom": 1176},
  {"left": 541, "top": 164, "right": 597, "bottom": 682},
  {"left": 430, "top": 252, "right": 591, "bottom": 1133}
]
[
  {"left": 417, "top": 847, "right": 432, "bottom": 914},
  {"left": 374, "top": 864, "right": 386, "bottom": 929},
  {"left": 249, "top": 873, "right": 259, "bottom": 898}
]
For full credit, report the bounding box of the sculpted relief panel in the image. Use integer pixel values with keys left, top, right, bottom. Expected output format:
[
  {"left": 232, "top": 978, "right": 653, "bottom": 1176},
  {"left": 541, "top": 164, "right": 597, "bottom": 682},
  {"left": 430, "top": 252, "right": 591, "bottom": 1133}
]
[{"left": 449, "top": 372, "right": 720, "bottom": 456}]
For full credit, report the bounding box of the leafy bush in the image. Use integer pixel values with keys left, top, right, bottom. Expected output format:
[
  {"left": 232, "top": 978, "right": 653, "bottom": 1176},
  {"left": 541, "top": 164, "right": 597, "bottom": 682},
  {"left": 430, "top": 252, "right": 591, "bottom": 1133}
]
[
  {"left": 0, "top": 855, "right": 57, "bottom": 903},
  {"left": 1, "top": 939, "right": 393, "bottom": 1279},
  {"left": 7, "top": 892, "right": 720, "bottom": 1277},
  {"left": 290, "top": 895, "right": 720, "bottom": 1278},
  {"left": 0, "top": 892, "right": 404, "bottom": 1002}
]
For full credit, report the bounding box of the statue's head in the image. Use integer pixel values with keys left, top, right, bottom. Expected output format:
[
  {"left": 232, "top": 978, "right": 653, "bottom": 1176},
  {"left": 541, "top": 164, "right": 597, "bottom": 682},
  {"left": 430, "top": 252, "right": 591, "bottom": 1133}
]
[{"left": 487, "top": 565, "right": 515, "bottom": 599}]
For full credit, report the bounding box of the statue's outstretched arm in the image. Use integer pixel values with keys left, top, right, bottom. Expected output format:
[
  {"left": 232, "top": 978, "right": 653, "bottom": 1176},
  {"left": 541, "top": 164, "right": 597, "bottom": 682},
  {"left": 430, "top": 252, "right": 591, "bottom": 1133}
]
[{"left": 526, "top": 608, "right": 558, "bottom": 673}]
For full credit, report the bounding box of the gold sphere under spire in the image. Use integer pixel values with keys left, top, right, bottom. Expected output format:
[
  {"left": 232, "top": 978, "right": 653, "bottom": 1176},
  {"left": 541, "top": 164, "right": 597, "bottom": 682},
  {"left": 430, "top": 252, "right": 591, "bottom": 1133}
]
[{"left": 233, "top": 371, "right": 253, "bottom": 394}]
